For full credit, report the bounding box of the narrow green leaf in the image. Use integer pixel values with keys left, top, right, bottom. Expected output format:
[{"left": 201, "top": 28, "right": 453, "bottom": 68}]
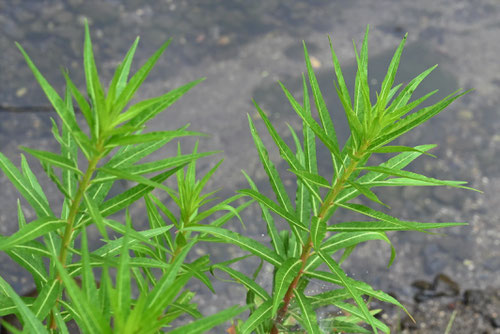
[
  {"left": 83, "top": 20, "right": 106, "bottom": 132},
  {"left": 5, "top": 246, "right": 49, "bottom": 288},
  {"left": 0, "top": 294, "right": 33, "bottom": 317},
  {"left": 16, "top": 43, "right": 94, "bottom": 158},
  {"left": 86, "top": 167, "right": 182, "bottom": 224},
  {"left": 61, "top": 87, "right": 79, "bottom": 203},
  {"left": 183, "top": 257, "right": 214, "bottom": 292},
  {"left": 116, "top": 210, "right": 132, "bottom": 320},
  {"left": 387, "top": 83, "right": 403, "bottom": 103},
  {"left": 317, "top": 250, "right": 378, "bottom": 333},
  {"left": 144, "top": 194, "right": 173, "bottom": 259},
  {"left": 17, "top": 200, "right": 26, "bottom": 229},
  {"left": 294, "top": 150, "right": 314, "bottom": 237},
  {"left": 0, "top": 153, "right": 53, "bottom": 217},
  {"left": 328, "top": 36, "right": 352, "bottom": 112},
  {"left": 385, "top": 89, "right": 438, "bottom": 124},
  {"left": 334, "top": 81, "right": 362, "bottom": 147},
  {"left": 311, "top": 216, "right": 326, "bottom": 250},
  {"left": 83, "top": 193, "right": 109, "bottom": 240},
  {"left": 272, "top": 258, "right": 302, "bottom": 316},
  {"left": 80, "top": 228, "right": 99, "bottom": 309},
  {"left": 370, "top": 90, "right": 470, "bottom": 149},
  {"left": 62, "top": 71, "right": 93, "bottom": 130},
  {"left": 21, "top": 147, "right": 82, "bottom": 175},
  {"left": 345, "top": 180, "right": 389, "bottom": 207},
  {"left": 331, "top": 320, "right": 372, "bottom": 334},
  {"left": 106, "top": 130, "right": 204, "bottom": 147},
  {"left": 128, "top": 79, "right": 204, "bottom": 128},
  {"left": 90, "top": 224, "right": 171, "bottom": 258},
  {"left": 304, "top": 42, "right": 341, "bottom": 175},
  {"left": 386, "top": 65, "right": 437, "bottom": 113},
  {"left": 242, "top": 171, "right": 285, "bottom": 257},
  {"left": 280, "top": 230, "right": 301, "bottom": 259},
  {"left": 336, "top": 144, "right": 437, "bottom": 204},
  {"left": 168, "top": 305, "right": 247, "bottom": 334},
  {"left": 41, "top": 163, "right": 71, "bottom": 199},
  {"left": 313, "top": 227, "right": 396, "bottom": 269},
  {"left": 353, "top": 26, "right": 370, "bottom": 126},
  {"left": 20, "top": 154, "right": 50, "bottom": 207},
  {"left": 92, "top": 152, "right": 216, "bottom": 183},
  {"left": 146, "top": 240, "right": 196, "bottom": 312},
  {"left": 346, "top": 278, "right": 412, "bottom": 320},
  {"left": 0, "top": 217, "right": 64, "bottom": 251},
  {"left": 52, "top": 308, "right": 71, "bottom": 334},
  {"left": 30, "top": 278, "right": 60, "bottom": 320},
  {"left": 184, "top": 225, "right": 283, "bottom": 266},
  {"left": 340, "top": 245, "right": 357, "bottom": 265},
  {"left": 359, "top": 166, "right": 477, "bottom": 191},
  {"left": 0, "top": 276, "right": 48, "bottom": 334},
  {"left": 112, "top": 80, "right": 201, "bottom": 127},
  {"left": 360, "top": 177, "right": 465, "bottom": 188},
  {"left": 199, "top": 199, "right": 255, "bottom": 237},
  {"left": 238, "top": 189, "right": 308, "bottom": 234},
  {"left": 115, "top": 39, "right": 172, "bottom": 112},
  {"left": 247, "top": 116, "right": 308, "bottom": 244},
  {"left": 280, "top": 82, "right": 343, "bottom": 168},
  {"left": 84, "top": 137, "right": 174, "bottom": 209},
  {"left": 98, "top": 166, "right": 175, "bottom": 194},
  {"left": 240, "top": 300, "right": 273, "bottom": 334},
  {"left": 353, "top": 41, "right": 372, "bottom": 132},
  {"left": 309, "top": 288, "right": 351, "bottom": 307},
  {"left": 369, "top": 145, "right": 436, "bottom": 157},
  {"left": 248, "top": 114, "right": 294, "bottom": 213},
  {"left": 195, "top": 159, "right": 222, "bottom": 199},
  {"left": 108, "top": 37, "right": 139, "bottom": 107},
  {"left": 212, "top": 264, "right": 271, "bottom": 301},
  {"left": 302, "top": 74, "right": 320, "bottom": 216},
  {"left": 338, "top": 201, "right": 466, "bottom": 234},
  {"left": 378, "top": 33, "right": 407, "bottom": 112},
  {"left": 54, "top": 258, "right": 110, "bottom": 333},
  {"left": 105, "top": 138, "right": 172, "bottom": 168},
  {"left": 327, "top": 220, "right": 466, "bottom": 232},
  {"left": 252, "top": 101, "right": 302, "bottom": 172},
  {"left": 335, "top": 301, "right": 389, "bottom": 333},
  {"left": 98, "top": 267, "right": 112, "bottom": 326},
  {"left": 289, "top": 168, "right": 330, "bottom": 189},
  {"left": 294, "top": 289, "right": 321, "bottom": 334},
  {"left": 1, "top": 318, "right": 24, "bottom": 334}
]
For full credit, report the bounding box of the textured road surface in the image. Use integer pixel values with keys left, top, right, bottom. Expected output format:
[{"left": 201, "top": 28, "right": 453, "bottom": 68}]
[{"left": 1, "top": 0, "right": 499, "bottom": 332}]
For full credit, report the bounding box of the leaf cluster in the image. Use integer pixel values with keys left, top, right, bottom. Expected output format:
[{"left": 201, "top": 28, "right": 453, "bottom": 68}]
[{"left": 0, "top": 24, "right": 476, "bottom": 333}]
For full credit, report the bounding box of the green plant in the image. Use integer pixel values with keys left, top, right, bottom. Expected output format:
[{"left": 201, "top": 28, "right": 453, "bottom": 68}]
[
  {"left": 0, "top": 21, "right": 248, "bottom": 333},
  {"left": 187, "top": 27, "right": 476, "bottom": 333},
  {"left": 0, "top": 23, "right": 475, "bottom": 333}
]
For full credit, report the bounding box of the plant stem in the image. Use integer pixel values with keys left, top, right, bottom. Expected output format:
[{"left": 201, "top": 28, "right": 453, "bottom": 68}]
[
  {"left": 271, "top": 237, "right": 312, "bottom": 334},
  {"left": 58, "top": 153, "right": 101, "bottom": 265},
  {"left": 271, "top": 141, "right": 370, "bottom": 333},
  {"left": 49, "top": 141, "right": 104, "bottom": 330}
]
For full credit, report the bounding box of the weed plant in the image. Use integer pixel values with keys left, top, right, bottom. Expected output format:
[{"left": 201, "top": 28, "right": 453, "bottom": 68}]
[{"left": 0, "top": 23, "right": 475, "bottom": 333}]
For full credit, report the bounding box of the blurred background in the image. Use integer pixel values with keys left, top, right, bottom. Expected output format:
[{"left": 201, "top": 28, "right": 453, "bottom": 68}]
[{"left": 1, "top": 0, "right": 499, "bottom": 332}]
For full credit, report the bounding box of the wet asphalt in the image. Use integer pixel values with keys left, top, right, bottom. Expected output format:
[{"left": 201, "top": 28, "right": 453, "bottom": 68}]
[{"left": 1, "top": 0, "right": 500, "bottom": 331}]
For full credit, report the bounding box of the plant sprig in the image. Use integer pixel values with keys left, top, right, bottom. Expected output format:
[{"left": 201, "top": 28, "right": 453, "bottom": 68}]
[
  {"left": 0, "top": 20, "right": 246, "bottom": 333},
  {"left": 195, "top": 26, "right": 476, "bottom": 333}
]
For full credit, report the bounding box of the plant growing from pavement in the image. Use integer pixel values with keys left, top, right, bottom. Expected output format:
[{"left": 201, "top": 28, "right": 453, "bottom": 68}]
[{"left": 0, "top": 23, "right": 476, "bottom": 333}]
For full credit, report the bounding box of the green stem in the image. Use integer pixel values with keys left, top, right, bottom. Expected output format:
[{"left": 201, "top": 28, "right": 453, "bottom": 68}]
[
  {"left": 270, "top": 140, "right": 371, "bottom": 333},
  {"left": 48, "top": 141, "right": 104, "bottom": 330},
  {"left": 58, "top": 154, "right": 101, "bottom": 265},
  {"left": 271, "top": 238, "right": 312, "bottom": 334}
]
